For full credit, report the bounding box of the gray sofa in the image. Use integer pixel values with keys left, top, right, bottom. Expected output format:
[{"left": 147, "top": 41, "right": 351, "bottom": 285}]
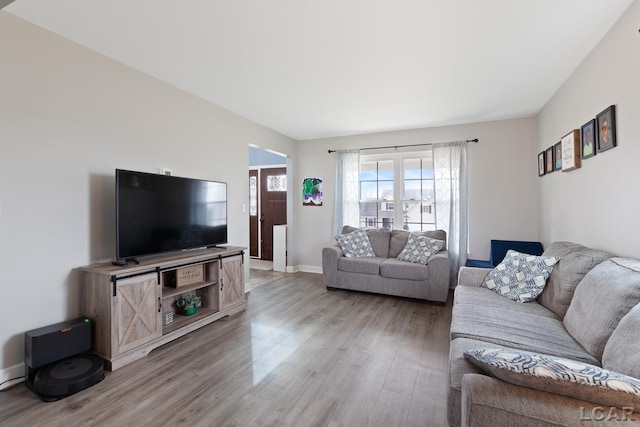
[
  {"left": 322, "top": 227, "right": 450, "bottom": 302},
  {"left": 448, "top": 241, "right": 640, "bottom": 426}
]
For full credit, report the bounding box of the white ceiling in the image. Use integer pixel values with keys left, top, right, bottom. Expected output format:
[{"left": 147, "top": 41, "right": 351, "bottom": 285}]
[{"left": 5, "top": 0, "right": 635, "bottom": 141}]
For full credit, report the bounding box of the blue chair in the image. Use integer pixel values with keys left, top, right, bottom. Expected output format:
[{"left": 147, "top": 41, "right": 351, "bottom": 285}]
[{"left": 466, "top": 239, "right": 544, "bottom": 268}]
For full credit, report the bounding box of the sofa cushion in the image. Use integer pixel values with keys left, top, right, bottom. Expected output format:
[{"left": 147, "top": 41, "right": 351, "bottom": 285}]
[
  {"left": 450, "top": 289, "right": 599, "bottom": 365},
  {"left": 379, "top": 258, "right": 429, "bottom": 281},
  {"left": 366, "top": 228, "right": 391, "bottom": 258},
  {"left": 602, "top": 303, "right": 640, "bottom": 379},
  {"left": 335, "top": 229, "right": 376, "bottom": 258},
  {"left": 389, "top": 229, "right": 446, "bottom": 258},
  {"left": 464, "top": 347, "right": 640, "bottom": 411},
  {"left": 341, "top": 225, "right": 361, "bottom": 234},
  {"left": 396, "top": 233, "right": 445, "bottom": 264},
  {"left": 564, "top": 258, "right": 640, "bottom": 362},
  {"left": 453, "top": 286, "right": 560, "bottom": 319},
  {"left": 538, "top": 241, "right": 613, "bottom": 318},
  {"left": 481, "top": 250, "right": 559, "bottom": 303},
  {"left": 337, "top": 257, "right": 383, "bottom": 275},
  {"left": 342, "top": 226, "right": 391, "bottom": 258}
]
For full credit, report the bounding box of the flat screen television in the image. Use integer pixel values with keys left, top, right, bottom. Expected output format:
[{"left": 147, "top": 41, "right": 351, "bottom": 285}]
[{"left": 116, "top": 169, "right": 228, "bottom": 260}]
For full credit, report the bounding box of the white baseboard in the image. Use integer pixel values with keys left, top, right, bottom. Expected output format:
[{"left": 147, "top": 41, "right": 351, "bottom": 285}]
[
  {"left": 296, "top": 265, "right": 322, "bottom": 274},
  {"left": 0, "top": 362, "right": 25, "bottom": 391}
]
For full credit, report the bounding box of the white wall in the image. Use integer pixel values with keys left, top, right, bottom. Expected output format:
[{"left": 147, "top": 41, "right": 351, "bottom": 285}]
[
  {"left": 537, "top": 0, "right": 640, "bottom": 258},
  {"left": 0, "top": 13, "right": 295, "bottom": 378},
  {"left": 294, "top": 117, "right": 539, "bottom": 271}
]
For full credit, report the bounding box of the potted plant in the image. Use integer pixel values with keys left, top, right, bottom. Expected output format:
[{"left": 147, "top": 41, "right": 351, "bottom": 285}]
[{"left": 176, "top": 294, "right": 201, "bottom": 316}]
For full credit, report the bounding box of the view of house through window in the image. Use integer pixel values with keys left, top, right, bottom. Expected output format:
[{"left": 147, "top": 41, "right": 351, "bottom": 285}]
[{"left": 359, "top": 151, "right": 435, "bottom": 231}]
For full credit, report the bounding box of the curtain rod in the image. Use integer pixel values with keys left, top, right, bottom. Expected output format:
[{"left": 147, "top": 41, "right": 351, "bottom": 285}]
[{"left": 327, "top": 138, "right": 478, "bottom": 153}]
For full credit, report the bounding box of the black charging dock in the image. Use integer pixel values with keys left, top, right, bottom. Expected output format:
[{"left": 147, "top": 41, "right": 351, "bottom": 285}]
[{"left": 25, "top": 317, "right": 104, "bottom": 401}]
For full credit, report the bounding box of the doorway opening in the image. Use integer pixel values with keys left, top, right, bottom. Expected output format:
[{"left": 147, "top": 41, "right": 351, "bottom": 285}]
[{"left": 249, "top": 146, "right": 287, "bottom": 271}]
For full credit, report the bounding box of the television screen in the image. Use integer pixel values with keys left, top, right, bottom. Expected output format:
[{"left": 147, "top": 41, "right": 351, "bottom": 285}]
[{"left": 116, "top": 169, "right": 228, "bottom": 260}]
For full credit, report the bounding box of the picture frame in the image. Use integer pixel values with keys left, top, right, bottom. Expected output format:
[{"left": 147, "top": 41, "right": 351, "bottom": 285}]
[
  {"left": 581, "top": 119, "right": 596, "bottom": 159},
  {"left": 561, "top": 129, "right": 581, "bottom": 172},
  {"left": 545, "top": 146, "right": 554, "bottom": 174},
  {"left": 596, "top": 105, "right": 617, "bottom": 153},
  {"left": 553, "top": 142, "right": 562, "bottom": 171},
  {"left": 302, "top": 177, "right": 323, "bottom": 206},
  {"left": 538, "top": 151, "right": 546, "bottom": 176}
]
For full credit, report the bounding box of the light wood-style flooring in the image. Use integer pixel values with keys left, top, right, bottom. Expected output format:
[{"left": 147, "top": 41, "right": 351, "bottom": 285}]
[
  {"left": 0, "top": 272, "right": 452, "bottom": 427},
  {"left": 246, "top": 267, "right": 288, "bottom": 291}
]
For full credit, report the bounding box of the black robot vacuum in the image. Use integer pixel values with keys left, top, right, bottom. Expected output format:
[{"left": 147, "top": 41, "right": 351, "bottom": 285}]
[{"left": 25, "top": 317, "right": 105, "bottom": 401}]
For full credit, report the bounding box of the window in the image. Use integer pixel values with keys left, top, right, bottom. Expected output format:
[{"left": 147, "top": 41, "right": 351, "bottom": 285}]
[
  {"left": 359, "top": 151, "right": 435, "bottom": 231},
  {"left": 249, "top": 176, "right": 257, "bottom": 216},
  {"left": 402, "top": 157, "right": 435, "bottom": 231},
  {"left": 267, "top": 175, "right": 286, "bottom": 191}
]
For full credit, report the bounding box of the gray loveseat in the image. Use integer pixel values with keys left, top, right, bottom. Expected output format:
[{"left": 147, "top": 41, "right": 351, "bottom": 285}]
[
  {"left": 322, "top": 227, "right": 450, "bottom": 303},
  {"left": 448, "top": 241, "right": 640, "bottom": 426}
]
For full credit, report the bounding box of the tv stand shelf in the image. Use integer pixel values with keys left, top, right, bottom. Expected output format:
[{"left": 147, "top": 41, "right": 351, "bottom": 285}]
[
  {"left": 162, "top": 281, "right": 214, "bottom": 298},
  {"left": 80, "top": 246, "right": 245, "bottom": 370},
  {"left": 163, "top": 307, "right": 218, "bottom": 334}
]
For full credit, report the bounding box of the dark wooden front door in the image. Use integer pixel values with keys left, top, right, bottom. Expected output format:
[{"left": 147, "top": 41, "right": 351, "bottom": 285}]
[
  {"left": 260, "top": 167, "right": 287, "bottom": 261},
  {"left": 249, "top": 170, "right": 259, "bottom": 258}
]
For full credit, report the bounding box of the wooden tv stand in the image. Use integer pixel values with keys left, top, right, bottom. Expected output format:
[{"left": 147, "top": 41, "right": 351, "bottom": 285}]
[{"left": 80, "top": 246, "right": 245, "bottom": 370}]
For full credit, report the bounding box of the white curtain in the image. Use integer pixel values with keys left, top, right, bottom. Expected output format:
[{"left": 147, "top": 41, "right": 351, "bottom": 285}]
[
  {"left": 434, "top": 142, "right": 468, "bottom": 287},
  {"left": 334, "top": 149, "right": 360, "bottom": 236}
]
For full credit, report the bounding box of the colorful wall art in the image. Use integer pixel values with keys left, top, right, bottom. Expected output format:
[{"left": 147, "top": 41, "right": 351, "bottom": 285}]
[{"left": 302, "top": 177, "right": 323, "bottom": 206}]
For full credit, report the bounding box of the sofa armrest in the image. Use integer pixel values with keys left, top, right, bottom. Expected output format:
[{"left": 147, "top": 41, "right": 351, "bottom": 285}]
[
  {"left": 322, "top": 246, "right": 343, "bottom": 286},
  {"left": 428, "top": 250, "right": 451, "bottom": 289},
  {"left": 461, "top": 374, "right": 638, "bottom": 426},
  {"left": 457, "top": 266, "right": 491, "bottom": 287}
]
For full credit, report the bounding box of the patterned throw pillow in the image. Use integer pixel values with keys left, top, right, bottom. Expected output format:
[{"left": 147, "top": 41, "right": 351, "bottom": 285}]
[
  {"left": 481, "top": 250, "right": 559, "bottom": 303},
  {"left": 335, "top": 229, "right": 376, "bottom": 258},
  {"left": 396, "top": 233, "right": 445, "bottom": 264},
  {"left": 464, "top": 347, "right": 640, "bottom": 410}
]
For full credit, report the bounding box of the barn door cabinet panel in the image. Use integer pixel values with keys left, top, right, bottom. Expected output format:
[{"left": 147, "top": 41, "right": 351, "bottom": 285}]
[
  {"left": 220, "top": 254, "right": 244, "bottom": 310},
  {"left": 80, "top": 246, "right": 246, "bottom": 370},
  {"left": 113, "top": 273, "right": 162, "bottom": 354}
]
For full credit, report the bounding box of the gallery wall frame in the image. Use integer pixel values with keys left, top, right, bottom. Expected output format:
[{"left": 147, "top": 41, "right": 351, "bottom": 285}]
[
  {"left": 581, "top": 119, "right": 597, "bottom": 160},
  {"left": 554, "top": 142, "right": 562, "bottom": 171},
  {"left": 538, "top": 151, "right": 546, "bottom": 176},
  {"left": 596, "top": 105, "right": 617, "bottom": 153},
  {"left": 545, "top": 146, "right": 554, "bottom": 174},
  {"left": 561, "top": 129, "right": 581, "bottom": 172}
]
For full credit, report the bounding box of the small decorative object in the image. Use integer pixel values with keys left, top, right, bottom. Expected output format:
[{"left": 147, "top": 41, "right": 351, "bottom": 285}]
[
  {"left": 164, "top": 311, "right": 174, "bottom": 325},
  {"left": 174, "top": 264, "right": 204, "bottom": 288},
  {"left": 581, "top": 119, "right": 596, "bottom": 159},
  {"left": 596, "top": 105, "right": 617, "bottom": 153},
  {"left": 545, "top": 146, "right": 554, "bottom": 174},
  {"left": 561, "top": 130, "right": 581, "bottom": 172},
  {"left": 302, "top": 177, "right": 323, "bottom": 206},
  {"left": 554, "top": 142, "right": 562, "bottom": 171},
  {"left": 176, "top": 294, "right": 202, "bottom": 316},
  {"left": 538, "top": 151, "right": 546, "bottom": 177}
]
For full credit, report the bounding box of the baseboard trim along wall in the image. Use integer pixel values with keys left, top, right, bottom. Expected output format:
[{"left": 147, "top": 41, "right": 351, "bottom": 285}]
[
  {"left": 0, "top": 363, "right": 25, "bottom": 391},
  {"left": 296, "top": 265, "right": 322, "bottom": 274}
]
